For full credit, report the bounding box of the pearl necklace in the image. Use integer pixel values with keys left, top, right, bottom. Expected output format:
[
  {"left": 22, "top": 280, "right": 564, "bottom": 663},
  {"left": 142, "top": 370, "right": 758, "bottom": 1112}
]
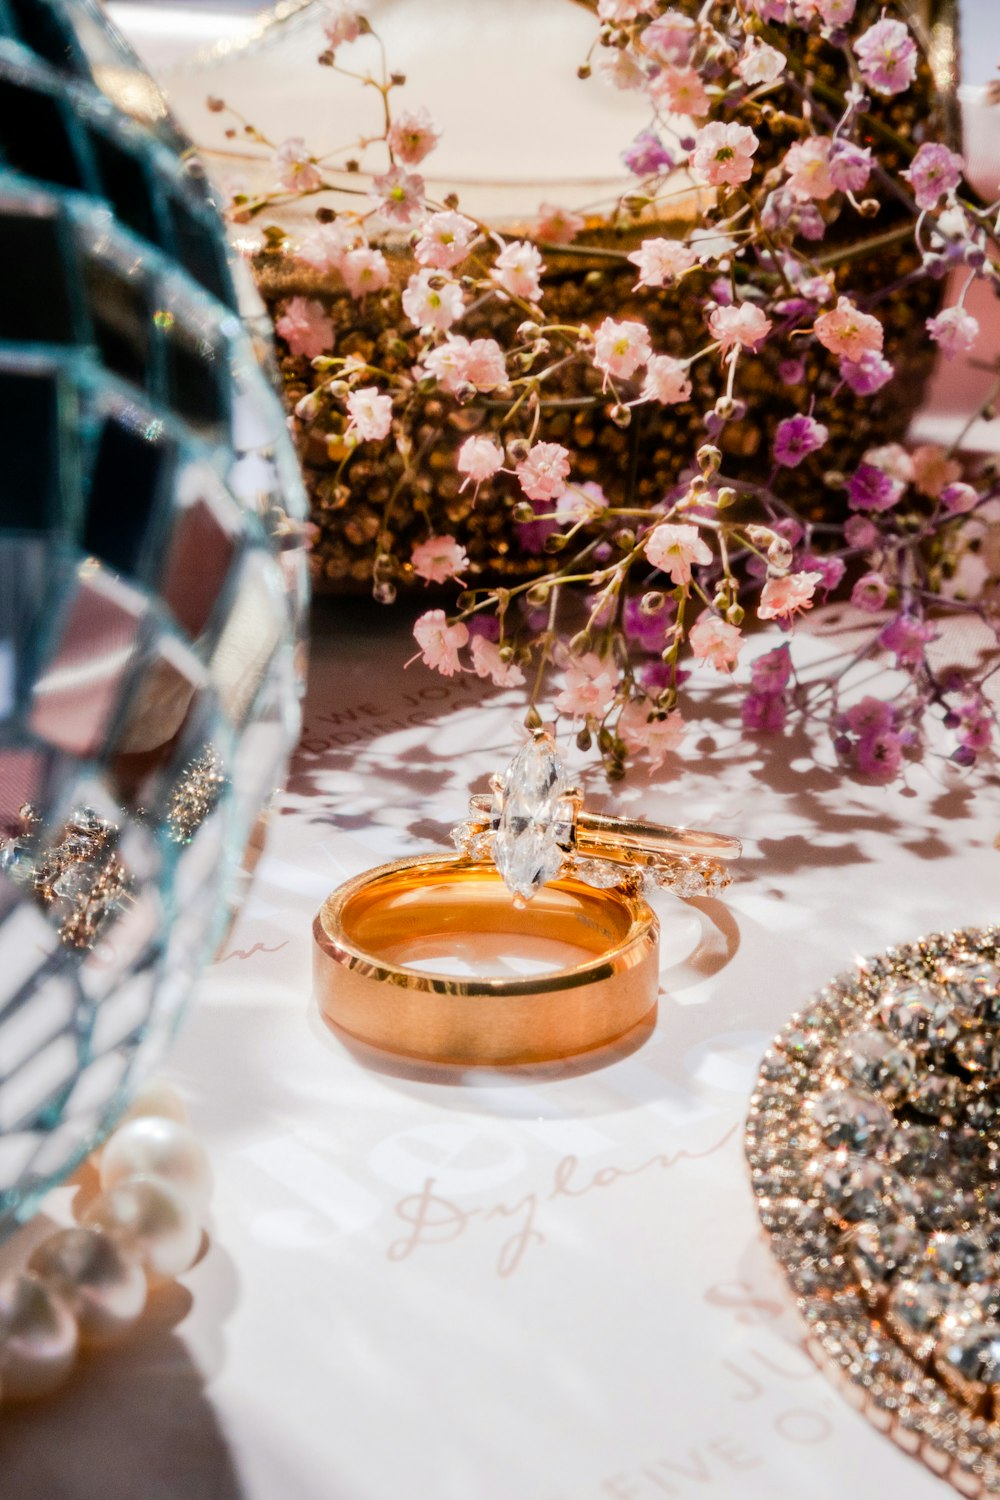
[{"left": 0, "top": 1082, "right": 211, "bottom": 1402}]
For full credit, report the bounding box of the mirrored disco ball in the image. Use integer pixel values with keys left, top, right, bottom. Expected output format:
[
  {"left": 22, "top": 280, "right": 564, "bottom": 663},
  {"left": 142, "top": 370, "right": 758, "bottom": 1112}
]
[{"left": 0, "top": 1, "right": 310, "bottom": 1235}]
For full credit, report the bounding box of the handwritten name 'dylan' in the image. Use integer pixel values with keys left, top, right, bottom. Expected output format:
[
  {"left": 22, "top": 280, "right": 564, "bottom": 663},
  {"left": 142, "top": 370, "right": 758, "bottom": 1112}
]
[{"left": 388, "top": 1126, "right": 737, "bottom": 1279}]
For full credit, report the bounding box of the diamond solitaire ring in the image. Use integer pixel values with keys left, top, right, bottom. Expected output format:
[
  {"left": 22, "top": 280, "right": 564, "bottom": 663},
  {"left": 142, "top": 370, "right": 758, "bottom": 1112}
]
[{"left": 451, "top": 731, "right": 742, "bottom": 905}]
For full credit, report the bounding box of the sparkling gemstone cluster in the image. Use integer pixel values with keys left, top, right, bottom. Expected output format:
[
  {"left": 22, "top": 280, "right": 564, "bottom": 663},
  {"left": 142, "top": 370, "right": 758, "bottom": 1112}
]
[{"left": 746, "top": 928, "right": 1000, "bottom": 1495}]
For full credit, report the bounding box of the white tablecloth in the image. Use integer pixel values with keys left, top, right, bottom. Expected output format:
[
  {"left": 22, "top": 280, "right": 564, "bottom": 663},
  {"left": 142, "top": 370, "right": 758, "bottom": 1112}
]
[{"left": 3, "top": 598, "right": 998, "bottom": 1500}]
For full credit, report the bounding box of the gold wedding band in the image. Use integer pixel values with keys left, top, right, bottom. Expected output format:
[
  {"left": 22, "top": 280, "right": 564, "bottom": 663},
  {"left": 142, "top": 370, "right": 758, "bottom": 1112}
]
[{"left": 313, "top": 854, "right": 659, "bottom": 1065}]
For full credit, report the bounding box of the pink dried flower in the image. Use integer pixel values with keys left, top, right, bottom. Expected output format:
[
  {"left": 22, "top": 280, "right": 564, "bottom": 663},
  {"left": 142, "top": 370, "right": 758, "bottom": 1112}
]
[
  {"left": 854, "top": 17, "right": 918, "bottom": 97},
  {"left": 642, "top": 14, "right": 695, "bottom": 65},
  {"left": 773, "top": 414, "right": 829, "bottom": 467},
  {"left": 341, "top": 246, "right": 391, "bottom": 299},
  {"left": 296, "top": 220, "right": 361, "bottom": 272},
  {"left": 926, "top": 306, "right": 979, "bottom": 360},
  {"left": 903, "top": 142, "right": 964, "bottom": 211},
  {"left": 536, "top": 203, "right": 585, "bottom": 245},
  {"left": 627, "top": 238, "right": 697, "bottom": 289},
  {"left": 592, "top": 317, "right": 652, "bottom": 382},
  {"left": 644, "top": 522, "right": 712, "bottom": 585},
  {"left": 815, "top": 0, "right": 856, "bottom": 22},
  {"left": 688, "top": 614, "right": 742, "bottom": 672},
  {"left": 516, "top": 442, "right": 571, "bottom": 502},
  {"left": 414, "top": 210, "right": 477, "bottom": 269},
  {"left": 324, "top": 3, "right": 363, "bottom": 51},
  {"left": 708, "top": 301, "right": 772, "bottom": 353},
  {"left": 423, "top": 336, "right": 507, "bottom": 394},
  {"left": 464, "top": 339, "right": 508, "bottom": 392},
  {"left": 388, "top": 107, "right": 440, "bottom": 166},
  {"left": 346, "top": 385, "right": 393, "bottom": 441},
  {"left": 783, "top": 136, "right": 836, "bottom": 201},
  {"left": 863, "top": 442, "right": 914, "bottom": 486},
  {"left": 641, "top": 354, "right": 692, "bottom": 405},
  {"left": 737, "top": 38, "right": 786, "bottom": 85},
  {"left": 815, "top": 297, "right": 884, "bottom": 361},
  {"left": 413, "top": 610, "right": 468, "bottom": 676},
  {"left": 457, "top": 435, "right": 504, "bottom": 489},
  {"left": 275, "top": 296, "right": 334, "bottom": 359},
  {"left": 652, "top": 66, "right": 710, "bottom": 118},
  {"left": 690, "top": 121, "right": 760, "bottom": 188},
  {"left": 554, "top": 652, "right": 618, "bottom": 720},
  {"left": 372, "top": 166, "right": 425, "bottom": 224},
  {"left": 911, "top": 443, "right": 961, "bottom": 499},
  {"left": 854, "top": 730, "right": 902, "bottom": 781},
  {"left": 492, "top": 241, "right": 545, "bottom": 302},
  {"left": 411, "top": 534, "right": 469, "bottom": 585},
  {"left": 275, "top": 137, "right": 322, "bottom": 193},
  {"left": 470, "top": 636, "right": 525, "bottom": 688},
  {"left": 851, "top": 572, "right": 890, "bottom": 612},
  {"left": 597, "top": 0, "right": 646, "bottom": 19},
  {"left": 401, "top": 269, "right": 464, "bottom": 331},
  {"left": 757, "top": 571, "right": 823, "bottom": 621},
  {"left": 617, "top": 701, "right": 685, "bottom": 767}
]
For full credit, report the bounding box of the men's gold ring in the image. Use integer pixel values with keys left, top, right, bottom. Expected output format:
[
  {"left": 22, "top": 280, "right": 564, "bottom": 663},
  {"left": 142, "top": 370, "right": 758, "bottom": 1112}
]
[{"left": 314, "top": 854, "right": 659, "bottom": 1065}]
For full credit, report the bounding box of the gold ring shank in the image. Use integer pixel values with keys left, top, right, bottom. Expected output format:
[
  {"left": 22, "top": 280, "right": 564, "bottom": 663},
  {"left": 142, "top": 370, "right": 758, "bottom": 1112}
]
[
  {"left": 313, "top": 854, "right": 659, "bottom": 1065},
  {"left": 467, "top": 793, "right": 741, "bottom": 862}
]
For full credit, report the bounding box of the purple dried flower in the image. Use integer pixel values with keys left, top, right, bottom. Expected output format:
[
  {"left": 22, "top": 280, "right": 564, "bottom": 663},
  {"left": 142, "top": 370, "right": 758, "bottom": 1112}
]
[
  {"left": 848, "top": 463, "right": 903, "bottom": 512},
  {"left": 773, "top": 414, "right": 830, "bottom": 468},
  {"left": 750, "top": 644, "right": 792, "bottom": 693},
  {"left": 940, "top": 481, "right": 978, "bottom": 515},
  {"left": 851, "top": 572, "right": 890, "bottom": 612},
  {"left": 844, "top": 696, "right": 894, "bottom": 737},
  {"left": 799, "top": 552, "right": 845, "bottom": 592},
  {"left": 844, "top": 515, "right": 880, "bottom": 549},
  {"left": 622, "top": 129, "right": 675, "bottom": 177},
  {"left": 839, "top": 351, "right": 894, "bottom": 395},
  {"left": 879, "top": 613, "right": 936, "bottom": 666},
  {"left": 742, "top": 691, "right": 787, "bottom": 732},
  {"left": 624, "top": 593, "right": 675, "bottom": 652},
  {"left": 903, "top": 142, "right": 964, "bottom": 211},
  {"left": 828, "top": 140, "right": 873, "bottom": 193},
  {"left": 779, "top": 358, "right": 806, "bottom": 386},
  {"left": 855, "top": 729, "right": 903, "bottom": 780}
]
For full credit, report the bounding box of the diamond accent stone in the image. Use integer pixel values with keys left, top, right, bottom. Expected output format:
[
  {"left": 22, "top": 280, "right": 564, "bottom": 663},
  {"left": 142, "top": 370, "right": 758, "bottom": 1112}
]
[
  {"left": 571, "top": 858, "right": 625, "bottom": 890},
  {"left": 936, "top": 958, "right": 1000, "bottom": 1022},
  {"left": 840, "top": 1030, "right": 916, "bottom": 1103},
  {"left": 811, "top": 1088, "right": 894, "bottom": 1154},
  {"left": 489, "top": 735, "right": 575, "bottom": 903},
  {"left": 926, "top": 1234, "right": 994, "bottom": 1286},
  {"left": 877, "top": 983, "right": 958, "bottom": 1047},
  {"left": 937, "top": 1325, "right": 1000, "bottom": 1400},
  {"left": 850, "top": 1221, "right": 922, "bottom": 1295},
  {"left": 888, "top": 1273, "right": 958, "bottom": 1359}
]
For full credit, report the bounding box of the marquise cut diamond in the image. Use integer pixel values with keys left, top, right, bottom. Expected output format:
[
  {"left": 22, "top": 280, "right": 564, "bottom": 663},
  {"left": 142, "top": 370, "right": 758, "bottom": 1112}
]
[{"left": 490, "top": 735, "right": 576, "bottom": 902}]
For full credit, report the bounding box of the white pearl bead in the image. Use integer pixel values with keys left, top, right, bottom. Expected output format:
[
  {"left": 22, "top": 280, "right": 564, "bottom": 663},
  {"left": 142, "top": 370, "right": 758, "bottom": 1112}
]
[
  {"left": 83, "top": 1174, "right": 202, "bottom": 1281},
  {"left": 120, "top": 1081, "right": 189, "bottom": 1127},
  {"left": 29, "top": 1227, "right": 147, "bottom": 1347},
  {"left": 0, "top": 1272, "right": 78, "bottom": 1400},
  {"left": 100, "top": 1117, "right": 212, "bottom": 1216}
]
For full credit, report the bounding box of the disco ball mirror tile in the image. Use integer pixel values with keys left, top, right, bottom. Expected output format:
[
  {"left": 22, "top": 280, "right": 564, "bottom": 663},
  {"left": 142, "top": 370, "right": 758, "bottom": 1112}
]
[{"left": 0, "top": 0, "right": 309, "bottom": 1235}]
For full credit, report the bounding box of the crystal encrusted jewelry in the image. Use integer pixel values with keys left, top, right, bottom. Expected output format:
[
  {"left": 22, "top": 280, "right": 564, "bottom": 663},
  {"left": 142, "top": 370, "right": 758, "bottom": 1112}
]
[{"left": 746, "top": 927, "right": 1000, "bottom": 1497}]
